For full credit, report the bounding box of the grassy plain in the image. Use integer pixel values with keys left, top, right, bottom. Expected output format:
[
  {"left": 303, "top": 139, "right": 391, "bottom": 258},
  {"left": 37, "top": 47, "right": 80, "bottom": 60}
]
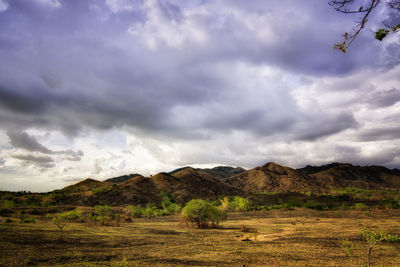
[{"left": 1, "top": 209, "right": 400, "bottom": 266}]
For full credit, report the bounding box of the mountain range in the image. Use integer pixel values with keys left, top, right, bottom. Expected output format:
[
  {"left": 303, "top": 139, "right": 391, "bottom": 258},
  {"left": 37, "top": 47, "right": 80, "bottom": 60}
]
[{"left": 50, "top": 162, "right": 400, "bottom": 206}]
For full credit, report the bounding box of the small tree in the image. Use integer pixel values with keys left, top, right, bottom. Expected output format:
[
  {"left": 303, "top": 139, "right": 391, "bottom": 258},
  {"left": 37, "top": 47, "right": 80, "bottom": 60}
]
[
  {"left": 52, "top": 210, "right": 80, "bottom": 232},
  {"left": 206, "top": 205, "right": 227, "bottom": 228},
  {"left": 181, "top": 199, "right": 227, "bottom": 228},
  {"left": 360, "top": 228, "right": 400, "bottom": 267},
  {"left": 181, "top": 199, "right": 209, "bottom": 228}
]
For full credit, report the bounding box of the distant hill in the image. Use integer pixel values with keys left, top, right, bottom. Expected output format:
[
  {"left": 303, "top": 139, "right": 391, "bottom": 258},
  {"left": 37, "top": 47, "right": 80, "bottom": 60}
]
[
  {"left": 104, "top": 173, "right": 143, "bottom": 183},
  {"left": 225, "top": 162, "right": 400, "bottom": 193},
  {"left": 297, "top": 163, "right": 344, "bottom": 175},
  {"left": 168, "top": 166, "right": 246, "bottom": 179},
  {"left": 223, "top": 162, "right": 327, "bottom": 193},
  {"left": 57, "top": 168, "right": 243, "bottom": 206},
  {"left": 168, "top": 167, "right": 242, "bottom": 201},
  {"left": 305, "top": 163, "right": 400, "bottom": 189},
  {"left": 14, "top": 162, "right": 400, "bottom": 206}
]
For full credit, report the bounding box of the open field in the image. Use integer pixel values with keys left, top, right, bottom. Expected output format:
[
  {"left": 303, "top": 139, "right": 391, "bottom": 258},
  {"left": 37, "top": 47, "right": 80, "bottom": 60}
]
[{"left": 1, "top": 209, "right": 400, "bottom": 266}]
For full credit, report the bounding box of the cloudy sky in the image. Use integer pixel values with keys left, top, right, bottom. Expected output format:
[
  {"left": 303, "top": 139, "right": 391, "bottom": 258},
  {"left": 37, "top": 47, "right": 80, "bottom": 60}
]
[{"left": 0, "top": 0, "right": 399, "bottom": 192}]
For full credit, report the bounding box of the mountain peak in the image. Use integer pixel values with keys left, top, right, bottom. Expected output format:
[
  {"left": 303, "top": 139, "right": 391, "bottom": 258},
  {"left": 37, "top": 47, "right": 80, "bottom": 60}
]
[{"left": 263, "top": 162, "right": 284, "bottom": 168}]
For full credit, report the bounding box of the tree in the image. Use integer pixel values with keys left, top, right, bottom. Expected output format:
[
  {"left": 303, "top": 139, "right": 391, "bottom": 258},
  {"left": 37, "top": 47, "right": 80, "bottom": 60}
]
[
  {"left": 330, "top": 0, "right": 400, "bottom": 52},
  {"left": 206, "top": 205, "right": 227, "bottom": 228},
  {"left": 52, "top": 210, "right": 80, "bottom": 232},
  {"left": 181, "top": 199, "right": 227, "bottom": 228},
  {"left": 360, "top": 228, "right": 400, "bottom": 267},
  {"left": 181, "top": 199, "right": 210, "bottom": 228}
]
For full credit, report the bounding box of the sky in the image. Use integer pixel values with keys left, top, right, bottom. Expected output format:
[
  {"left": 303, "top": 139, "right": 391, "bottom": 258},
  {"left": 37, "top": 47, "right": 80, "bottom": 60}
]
[{"left": 0, "top": 0, "right": 399, "bottom": 192}]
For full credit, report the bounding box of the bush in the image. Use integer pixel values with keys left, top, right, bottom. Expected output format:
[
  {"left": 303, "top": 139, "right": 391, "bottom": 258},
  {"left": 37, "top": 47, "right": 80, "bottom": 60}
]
[
  {"left": 228, "top": 196, "right": 251, "bottom": 211},
  {"left": 21, "top": 217, "right": 36, "bottom": 223},
  {"left": 353, "top": 203, "right": 369, "bottom": 210},
  {"left": 3, "top": 200, "right": 15, "bottom": 208},
  {"left": 124, "top": 205, "right": 144, "bottom": 218},
  {"left": 304, "top": 202, "right": 325, "bottom": 210},
  {"left": 94, "top": 205, "right": 112, "bottom": 216},
  {"left": 161, "top": 201, "right": 181, "bottom": 215},
  {"left": 181, "top": 199, "right": 227, "bottom": 228}
]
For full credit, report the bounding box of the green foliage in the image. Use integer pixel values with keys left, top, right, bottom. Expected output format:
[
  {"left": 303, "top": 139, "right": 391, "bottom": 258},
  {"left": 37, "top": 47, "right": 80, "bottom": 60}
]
[
  {"left": 3, "top": 200, "right": 15, "bottom": 208},
  {"left": 21, "top": 217, "right": 36, "bottom": 223},
  {"left": 360, "top": 228, "right": 400, "bottom": 245},
  {"left": 228, "top": 196, "right": 251, "bottom": 211},
  {"left": 23, "top": 195, "right": 41, "bottom": 207},
  {"left": 206, "top": 205, "right": 227, "bottom": 227},
  {"left": 1, "top": 193, "right": 15, "bottom": 201},
  {"left": 125, "top": 205, "right": 144, "bottom": 218},
  {"left": 304, "top": 202, "right": 325, "bottom": 211},
  {"left": 375, "top": 28, "right": 390, "bottom": 41},
  {"left": 334, "top": 42, "right": 347, "bottom": 53},
  {"left": 93, "top": 186, "right": 113, "bottom": 196},
  {"left": 143, "top": 205, "right": 162, "bottom": 218},
  {"left": 162, "top": 201, "right": 181, "bottom": 215},
  {"left": 353, "top": 203, "right": 369, "bottom": 210},
  {"left": 94, "top": 205, "right": 112, "bottom": 216},
  {"left": 387, "top": 199, "right": 400, "bottom": 209},
  {"left": 360, "top": 228, "right": 400, "bottom": 267},
  {"left": 181, "top": 199, "right": 227, "bottom": 228},
  {"left": 340, "top": 238, "right": 354, "bottom": 260},
  {"left": 124, "top": 198, "right": 181, "bottom": 219},
  {"left": 94, "top": 205, "right": 113, "bottom": 225},
  {"left": 52, "top": 209, "right": 82, "bottom": 231},
  {"left": 181, "top": 199, "right": 209, "bottom": 228}
]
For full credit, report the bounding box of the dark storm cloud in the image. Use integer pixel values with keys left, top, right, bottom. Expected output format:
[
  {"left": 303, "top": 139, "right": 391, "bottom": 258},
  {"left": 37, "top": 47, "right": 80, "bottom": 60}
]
[
  {"left": 11, "top": 153, "right": 56, "bottom": 169},
  {"left": 358, "top": 127, "right": 400, "bottom": 142},
  {"left": 295, "top": 113, "right": 358, "bottom": 141},
  {"left": 7, "top": 130, "right": 84, "bottom": 161},
  {"left": 11, "top": 153, "right": 53, "bottom": 163},
  {"left": 7, "top": 130, "right": 53, "bottom": 154},
  {"left": 0, "top": 0, "right": 398, "bottom": 143},
  {"left": 0, "top": 88, "right": 48, "bottom": 114},
  {"left": 368, "top": 88, "right": 400, "bottom": 108}
]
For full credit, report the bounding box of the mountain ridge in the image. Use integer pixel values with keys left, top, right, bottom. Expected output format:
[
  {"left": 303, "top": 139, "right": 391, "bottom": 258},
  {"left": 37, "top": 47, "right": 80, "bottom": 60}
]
[{"left": 18, "top": 162, "right": 400, "bottom": 206}]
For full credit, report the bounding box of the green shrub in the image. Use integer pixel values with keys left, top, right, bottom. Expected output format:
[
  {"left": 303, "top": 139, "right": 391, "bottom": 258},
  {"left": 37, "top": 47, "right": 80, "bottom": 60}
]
[
  {"left": 353, "top": 203, "right": 369, "bottom": 210},
  {"left": 143, "top": 205, "right": 162, "bottom": 218},
  {"left": 304, "top": 202, "right": 325, "bottom": 210},
  {"left": 21, "top": 217, "right": 36, "bottom": 223},
  {"left": 94, "top": 205, "right": 112, "bottom": 216},
  {"left": 3, "top": 200, "right": 15, "bottom": 208},
  {"left": 181, "top": 199, "right": 227, "bottom": 228},
  {"left": 124, "top": 205, "right": 144, "bottom": 218},
  {"left": 229, "top": 196, "right": 251, "bottom": 211},
  {"left": 132, "top": 206, "right": 144, "bottom": 218},
  {"left": 387, "top": 199, "right": 400, "bottom": 209}
]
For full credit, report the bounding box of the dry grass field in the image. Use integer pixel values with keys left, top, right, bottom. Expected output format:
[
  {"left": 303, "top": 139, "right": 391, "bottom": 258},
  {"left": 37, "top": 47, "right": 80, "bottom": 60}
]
[{"left": 1, "top": 209, "right": 400, "bottom": 266}]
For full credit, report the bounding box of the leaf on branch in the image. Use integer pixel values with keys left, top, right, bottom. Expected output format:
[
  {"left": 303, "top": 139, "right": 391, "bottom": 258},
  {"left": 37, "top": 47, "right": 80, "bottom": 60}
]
[{"left": 375, "top": 28, "right": 390, "bottom": 41}]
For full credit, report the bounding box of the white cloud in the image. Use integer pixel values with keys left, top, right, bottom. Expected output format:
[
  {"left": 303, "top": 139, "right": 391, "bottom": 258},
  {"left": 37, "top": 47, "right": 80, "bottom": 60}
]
[
  {"left": 34, "top": 0, "right": 62, "bottom": 8},
  {"left": 105, "top": 0, "right": 140, "bottom": 13},
  {"left": 128, "top": 0, "right": 208, "bottom": 49},
  {"left": 0, "top": 0, "right": 8, "bottom": 12}
]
